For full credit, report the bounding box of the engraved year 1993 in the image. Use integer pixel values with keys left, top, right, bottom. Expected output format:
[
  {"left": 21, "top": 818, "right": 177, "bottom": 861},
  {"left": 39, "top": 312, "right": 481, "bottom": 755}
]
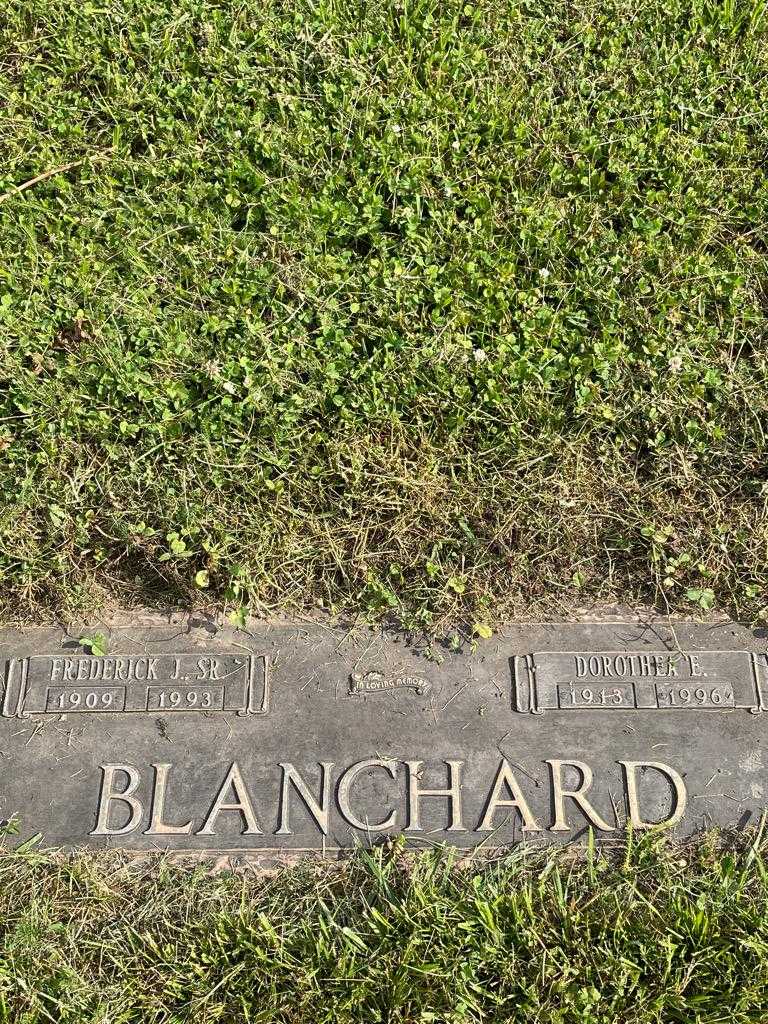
[{"left": 146, "top": 685, "right": 225, "bottom": 711}]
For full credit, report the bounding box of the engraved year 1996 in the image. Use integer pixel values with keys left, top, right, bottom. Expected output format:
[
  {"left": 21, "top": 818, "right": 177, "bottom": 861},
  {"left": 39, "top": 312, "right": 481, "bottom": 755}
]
[{"left": 655, "top": 683, "right": 735, "bottom": 708}]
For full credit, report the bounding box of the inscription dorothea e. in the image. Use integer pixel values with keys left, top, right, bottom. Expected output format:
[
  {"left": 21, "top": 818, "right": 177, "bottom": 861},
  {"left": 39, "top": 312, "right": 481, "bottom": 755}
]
[
  {"left": 513, "top": 650, "right": 768, "bottom": 715},
  {"left": 1, "top": 653, "right": 270, "bottom": 718}
]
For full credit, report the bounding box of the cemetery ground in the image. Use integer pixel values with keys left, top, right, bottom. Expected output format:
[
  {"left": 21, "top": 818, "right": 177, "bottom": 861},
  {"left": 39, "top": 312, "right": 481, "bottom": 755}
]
[
  {"left": 4, "top": 836, "right": 768, "bottom": 1022},
  {"left": 2, "top": 0, "right": 768, "bottom": 1020},
  {"left": 1, "top": 0, "right": 767, "bottom": 631}
]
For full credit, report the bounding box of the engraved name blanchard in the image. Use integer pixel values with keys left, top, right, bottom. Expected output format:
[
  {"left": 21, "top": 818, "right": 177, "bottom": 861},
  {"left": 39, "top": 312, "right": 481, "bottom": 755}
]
[
  {"left": 1, "top": 653, "right": 270, "bottom": 717},
  {"left": 92, "top": 758, "right": 687, "bottom": 838}
]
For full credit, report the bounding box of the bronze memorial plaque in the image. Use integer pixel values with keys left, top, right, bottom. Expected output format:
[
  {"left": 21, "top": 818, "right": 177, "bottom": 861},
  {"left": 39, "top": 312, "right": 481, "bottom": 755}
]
[{"left": 0, "top": 621, "right": 766, "bottom": 857}]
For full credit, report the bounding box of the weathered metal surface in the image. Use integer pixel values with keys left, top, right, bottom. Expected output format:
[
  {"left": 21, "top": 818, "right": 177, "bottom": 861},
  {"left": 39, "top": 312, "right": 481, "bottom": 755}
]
[{"left": 0, "top": 619, "right": 765, "bottom": 854}]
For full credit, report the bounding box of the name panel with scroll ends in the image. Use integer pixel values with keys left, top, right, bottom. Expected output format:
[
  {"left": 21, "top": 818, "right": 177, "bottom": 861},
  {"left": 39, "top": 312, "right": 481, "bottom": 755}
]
[
  {"left": 512, "top": 650, "right": 768, "bottom": 715},
  {"left": 2, "top": 653, "right": 270, "bottom": 718}
]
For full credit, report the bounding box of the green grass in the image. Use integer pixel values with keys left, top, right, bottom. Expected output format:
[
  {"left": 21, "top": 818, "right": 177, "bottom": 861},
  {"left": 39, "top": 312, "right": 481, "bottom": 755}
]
[
  {"left": 1, "top": 0, "right": 767, "bottom": 627},
  {"left": 2, "top": 837, "right": 768, "bottom": 1022}
]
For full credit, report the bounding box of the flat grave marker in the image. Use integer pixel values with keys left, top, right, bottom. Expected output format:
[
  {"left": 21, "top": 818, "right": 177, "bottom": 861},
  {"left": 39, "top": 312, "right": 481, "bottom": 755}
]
[{"left": 0, "top": 620, "right": 765, "bottom": 857}]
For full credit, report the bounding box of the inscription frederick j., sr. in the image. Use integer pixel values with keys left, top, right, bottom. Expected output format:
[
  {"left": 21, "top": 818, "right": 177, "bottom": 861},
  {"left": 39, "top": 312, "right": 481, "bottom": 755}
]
[{"left": 1, "top": 653, "right": 270, "bottom": 718}]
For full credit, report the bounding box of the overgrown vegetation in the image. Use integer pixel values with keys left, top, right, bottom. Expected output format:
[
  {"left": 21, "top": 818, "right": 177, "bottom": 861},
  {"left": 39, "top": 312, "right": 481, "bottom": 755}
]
[
  {"left": 0, "top": 838, "right": 767, "bottom": 1022},
  {"left": 1, "top": 0, "right": 767, "bottom": 627}
]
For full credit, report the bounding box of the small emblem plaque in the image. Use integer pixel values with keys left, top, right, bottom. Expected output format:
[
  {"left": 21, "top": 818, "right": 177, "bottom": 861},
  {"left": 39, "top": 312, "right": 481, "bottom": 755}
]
[{"left": 349, "top": 670, "right": 431, "bottom": 696}]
